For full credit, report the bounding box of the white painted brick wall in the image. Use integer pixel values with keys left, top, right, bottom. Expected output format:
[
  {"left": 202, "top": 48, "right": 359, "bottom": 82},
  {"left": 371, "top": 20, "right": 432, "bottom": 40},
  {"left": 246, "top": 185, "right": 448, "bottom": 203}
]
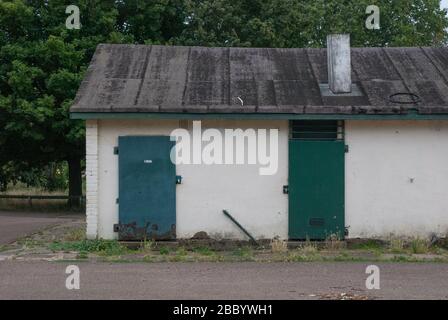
[{"left": 85, "top": 120, "right": 99, "bottom": 239}]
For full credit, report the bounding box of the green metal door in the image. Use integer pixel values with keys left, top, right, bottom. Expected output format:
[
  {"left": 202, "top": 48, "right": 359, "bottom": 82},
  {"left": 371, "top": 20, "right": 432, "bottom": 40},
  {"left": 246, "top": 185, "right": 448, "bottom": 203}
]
[
  {"left": 117, "top": 136, "right": 176, "bottom": 240},
  {"left": 288, "top": 140, "right": 345, "bottom": 240}
]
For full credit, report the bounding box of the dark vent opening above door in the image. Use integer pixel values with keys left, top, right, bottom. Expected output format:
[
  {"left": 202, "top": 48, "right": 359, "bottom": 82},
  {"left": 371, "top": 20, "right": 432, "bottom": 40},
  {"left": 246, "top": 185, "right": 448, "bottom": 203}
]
[{"left": 290, "top": 120, "right": 343, "bottom": 141}]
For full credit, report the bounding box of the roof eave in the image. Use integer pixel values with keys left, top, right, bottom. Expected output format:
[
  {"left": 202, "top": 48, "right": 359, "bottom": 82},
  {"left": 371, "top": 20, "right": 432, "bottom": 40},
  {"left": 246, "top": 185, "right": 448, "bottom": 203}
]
[{"left": 70, "top": 111, "right": 448, "bottom": 121}]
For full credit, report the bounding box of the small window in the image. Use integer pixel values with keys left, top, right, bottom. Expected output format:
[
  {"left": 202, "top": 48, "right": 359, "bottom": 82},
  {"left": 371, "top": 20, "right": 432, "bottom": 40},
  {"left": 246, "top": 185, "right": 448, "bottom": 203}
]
[{"left": 290, "top": 120, "right": 343, "bottom": 140}]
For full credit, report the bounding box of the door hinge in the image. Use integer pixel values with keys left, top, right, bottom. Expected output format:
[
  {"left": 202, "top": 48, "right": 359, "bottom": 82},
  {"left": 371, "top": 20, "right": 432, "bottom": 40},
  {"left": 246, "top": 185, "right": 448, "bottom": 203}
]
[
  {"left": 114, "top": 146, "right": 119, "bottom": 155},
  {"left": 345, "top": 145, "right": 349, "bottom": 153},
  {"left": 113, "top": 224, "right": 120, "bottom": 232},
  {"left": 116, "top": 198, "right": 119, "bottom": 204},
  {"left": 176, "top": 175, "right": 183, "bottom": 184},
  {"left": 283, "top": 185, "right": 289, "bottom": 194}
]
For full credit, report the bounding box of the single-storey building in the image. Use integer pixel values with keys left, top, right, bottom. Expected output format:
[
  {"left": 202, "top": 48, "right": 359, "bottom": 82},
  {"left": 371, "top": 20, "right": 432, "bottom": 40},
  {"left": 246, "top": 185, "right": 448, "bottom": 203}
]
[{"left": 70, "top": 35, "right": 448, "bottom": 241}]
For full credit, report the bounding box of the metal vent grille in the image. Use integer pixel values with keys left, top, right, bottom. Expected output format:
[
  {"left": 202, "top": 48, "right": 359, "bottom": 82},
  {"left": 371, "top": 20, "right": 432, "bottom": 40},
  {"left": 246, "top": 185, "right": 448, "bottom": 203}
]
[
  {"left": 309, "top": 218, "right": 325, "bottom": 227},
  {"left": 290, "top": 120, "right": 344, "bottom": 140}
]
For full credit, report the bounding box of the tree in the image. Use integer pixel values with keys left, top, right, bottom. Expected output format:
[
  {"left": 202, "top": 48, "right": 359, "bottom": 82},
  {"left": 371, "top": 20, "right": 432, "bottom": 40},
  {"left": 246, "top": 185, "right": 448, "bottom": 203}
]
[
  {"left": 0, "top": 0, "right": 119, "bottom": 206},
  {"left": 173, "top": 0, "right": 448, "bottom": 47},
  {"left": 116, "top": 0, "right": 187, "bottom": 44}
]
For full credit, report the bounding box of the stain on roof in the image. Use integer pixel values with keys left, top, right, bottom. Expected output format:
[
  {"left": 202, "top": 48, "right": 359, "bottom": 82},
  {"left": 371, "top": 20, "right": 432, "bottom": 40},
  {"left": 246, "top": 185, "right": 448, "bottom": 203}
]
[{"left": 71, "top": 44, "right": 448, "bottom": 114}]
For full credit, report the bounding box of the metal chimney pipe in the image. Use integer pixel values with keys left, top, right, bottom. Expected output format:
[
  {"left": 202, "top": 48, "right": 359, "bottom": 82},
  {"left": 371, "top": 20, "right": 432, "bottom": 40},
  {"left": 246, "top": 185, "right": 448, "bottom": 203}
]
[{"left": 327, "top": 34, "right": 352, "bottom": 94}]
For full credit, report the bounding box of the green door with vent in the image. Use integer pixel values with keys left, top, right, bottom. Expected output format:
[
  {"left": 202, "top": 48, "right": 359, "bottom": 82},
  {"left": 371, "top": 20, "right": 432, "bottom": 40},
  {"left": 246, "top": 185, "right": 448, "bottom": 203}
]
[
  {"left": 117, "top": 136, "right": 176, "bottom": 241},
  {"left": 288, "top": 122, "right": 345, "bottom": 240}
]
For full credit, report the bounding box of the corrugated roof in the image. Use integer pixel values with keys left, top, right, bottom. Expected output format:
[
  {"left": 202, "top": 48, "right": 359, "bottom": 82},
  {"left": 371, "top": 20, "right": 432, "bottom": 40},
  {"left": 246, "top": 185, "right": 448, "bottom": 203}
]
[{"left": 71, "top": 44, "right": 448, "bottom": 115}]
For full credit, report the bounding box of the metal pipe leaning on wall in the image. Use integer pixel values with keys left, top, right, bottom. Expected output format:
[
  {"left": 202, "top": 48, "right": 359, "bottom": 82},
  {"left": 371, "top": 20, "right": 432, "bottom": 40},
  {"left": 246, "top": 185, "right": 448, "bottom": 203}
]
[{"left": 222, "top": 210, "right": 257, "bottom": 245}]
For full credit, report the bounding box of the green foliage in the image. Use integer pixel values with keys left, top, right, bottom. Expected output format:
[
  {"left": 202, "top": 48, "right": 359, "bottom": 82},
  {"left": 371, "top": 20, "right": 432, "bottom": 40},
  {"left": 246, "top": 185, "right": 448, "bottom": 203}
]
[
  {"left": 176, "top": 246, "right": 188, "bottom": 256},
  {"left": 159, "top": 246, "right": 170, "bottom": 255},
  {"left": 193, "top": 246, "right": 214, "bottom": 256},
  {"left": 1, "top": 162, "right": 68, "bottom": 191},
  {"left": 232, "top": 246, "right": 254, "bottom": 259},
  {"left": 64, "top": 226, "right": 85, "bottom": 242},
  {"left": 350, "top": 239, "right": 384, "bottom": 251},
  {"left": 173, "top": 0, "right": 448, "bottom": 47},
  {"left": 140, "top": 239, "right": 155, "bottom": 251},
  {"left": 389, "top": 237, "right": 406, "bottom": 253},
  {"left": 49, "top": 239, "right": 128, "bottom": 256},
  {"left": 410, "top": 238, "right": 430, "bottom": 254}
]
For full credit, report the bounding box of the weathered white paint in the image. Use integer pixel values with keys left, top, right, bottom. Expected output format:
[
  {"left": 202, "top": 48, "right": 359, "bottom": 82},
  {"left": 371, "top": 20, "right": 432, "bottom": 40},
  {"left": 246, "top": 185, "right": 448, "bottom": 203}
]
[
  {"left": 85, "top": 120, "right": 99, "bottom": 239},
  {"left": 95, "top": 119, "right": 289, "bottom": 240},
  {"left": 345, "top": 120, "right": 448, "bottom": 238},
  {"left": 86, "top": 118, "right": 448, "bottom": 240}
]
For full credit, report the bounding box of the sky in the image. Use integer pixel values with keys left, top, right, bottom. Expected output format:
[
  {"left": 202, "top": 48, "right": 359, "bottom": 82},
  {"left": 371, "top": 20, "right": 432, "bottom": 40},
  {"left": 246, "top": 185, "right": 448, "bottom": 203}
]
[{"left": 442, "top": 0, "right": 448, "bottom": 11}]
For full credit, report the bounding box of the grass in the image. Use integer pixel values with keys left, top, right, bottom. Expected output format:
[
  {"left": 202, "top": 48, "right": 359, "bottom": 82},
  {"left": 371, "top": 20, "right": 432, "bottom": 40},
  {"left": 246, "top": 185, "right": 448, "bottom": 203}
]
[
  {"left": 270, "top": 238, "right": 288, "bottom": 253},
  {"left": 159, "top": 246, "right": 170, "bottom": 255},
  {"left": 287, "top": 253, "right": 318, "bottom": 262},
  {"left": 391, "top": 255, "right": 419, "bottom": 263},
  {"left": 298, "top": 241, "right": 319, "bottom": 255},
  {"left": 437, "top": 238, "right": 448, "bottom": 249},
  {"left": 10, "top": 220, "right": 448, "bottom": 263},
  {"left": 140, "top": 239, "right": 155, "bottom": 251},
  {"left": 232, "top": 246, "right": 254, "bottom": 260},
  {"left": 76, "top": 251, "right": 89, "bottom": 259},
  {"left": 170, "top": 253, "right": 188, "bottom": 262},
  {"left": 387, "top": 236, "right": 434, "bottom": 254},
  {"left": 49, "top": 239, "right": 129, "bottom": 256},
  {"left": 285, "top": 242, "right": 321, "bottom": 262},
  {"left": 350, "top": 240, "right": 384, "bottom": 251},
  {"left": 410, "top": 238, "right": 430, "bottom": 254},
  {"left": 193, "top": 246, "right": 215, "bottom": 256},
  {"left": 143, "top": 255, "right": 154, "bottom": 262},
  {"left": 41, "top": 240, "right": 448, "bottom": 263},
  {"left": 1, "top": 184, "right": 65, "bottom": 196},
  {"left": 64, "top": 227, "right": 85, "bottom": 242},
  {"left": 17, "top": 238, "right": 45, "bottom": 249},
  {"left": 176, "top": 247, "right": 188, "bottom": 256},
  {"left": 389, "top": 237, "right": 406, "bottom": 253},
  {"left": 324, "top": 234, "right": 345, "bottom": 250},
  {"left": 0, "top": 184, "right": 83, "bottom": 212},
  {"left": 331, "top": 254, "right": 360, "bottom": 262}
]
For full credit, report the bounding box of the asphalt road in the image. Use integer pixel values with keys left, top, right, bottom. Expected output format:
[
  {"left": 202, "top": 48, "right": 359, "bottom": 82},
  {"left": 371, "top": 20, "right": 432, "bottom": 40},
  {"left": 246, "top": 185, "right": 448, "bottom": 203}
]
[
  {"left": 0, "top": 211, "right": 74, "bottom": 244},
  {"left": 0, "top": 261, "right": 447, "bottom": 300}
]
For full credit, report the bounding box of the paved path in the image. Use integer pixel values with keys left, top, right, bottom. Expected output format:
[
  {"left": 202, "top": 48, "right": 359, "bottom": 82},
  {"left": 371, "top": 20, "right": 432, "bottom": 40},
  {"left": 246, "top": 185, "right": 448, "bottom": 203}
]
[
  {"left": 0, "top": 261, "right": 447, "bottom": 299},
  {"left": 0, "top": 211, "right": 76, "bottom": 244}
]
